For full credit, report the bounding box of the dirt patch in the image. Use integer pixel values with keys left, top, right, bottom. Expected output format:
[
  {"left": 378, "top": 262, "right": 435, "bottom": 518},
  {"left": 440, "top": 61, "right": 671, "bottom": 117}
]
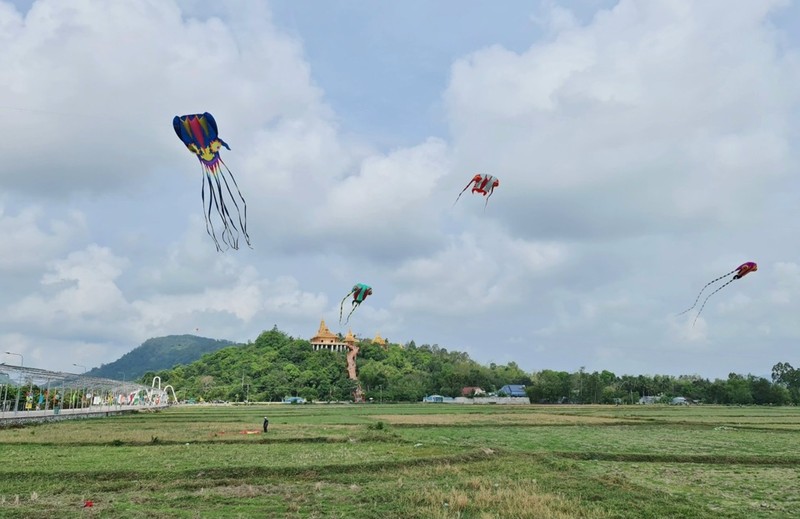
[{"left": 373, "top": 413, "right": 632, "bottom": 426}]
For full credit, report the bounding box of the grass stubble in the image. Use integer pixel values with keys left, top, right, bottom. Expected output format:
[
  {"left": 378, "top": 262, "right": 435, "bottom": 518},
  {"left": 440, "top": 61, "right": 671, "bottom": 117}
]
[{"left": 0, "top": 404, "right": 798, "bottom": 518}]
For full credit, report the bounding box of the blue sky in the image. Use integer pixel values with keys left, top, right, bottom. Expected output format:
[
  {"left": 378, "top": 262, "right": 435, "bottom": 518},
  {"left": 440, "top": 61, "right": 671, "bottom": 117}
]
[
  {"left": 1, "top": 0, "right": 799, "bottom": 380},
  {"left": 269, "top": 0, "right": 618, "bottom": 146}
]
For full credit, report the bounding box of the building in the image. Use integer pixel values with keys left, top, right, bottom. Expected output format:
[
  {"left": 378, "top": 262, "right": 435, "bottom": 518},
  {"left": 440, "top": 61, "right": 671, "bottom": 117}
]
[
  {"left": 423, "top": 394, "right": 455, "bottom": 403},
  {"left": 499, "top": 384, "right": 527, "bottom": 397},
  {"left": 310, "top": 320, "right": 388, "bottom": 352},
  {"left": 309, "top": 320, "right": 366, "bottom": 401},
  {"left": 310, "top": 320, "right": 352, "bottom": 352},
  {"left": 372, "top": 332, "right": 387, "bottom": 348},
  {"left": 343, "top": 329, "right": 358, "bottom": 349},
  {"left": 461, "top": 386, "right": 486, "bottom": 397}
]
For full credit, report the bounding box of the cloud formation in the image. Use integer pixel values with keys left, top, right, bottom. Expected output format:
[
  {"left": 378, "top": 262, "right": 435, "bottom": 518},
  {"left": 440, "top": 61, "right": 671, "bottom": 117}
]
[
  {"left": 446, "top": 0, "right": 798, "bottom": 239},
  {"left": 0, "top": 0, "right": 798, "bottom": 380}
]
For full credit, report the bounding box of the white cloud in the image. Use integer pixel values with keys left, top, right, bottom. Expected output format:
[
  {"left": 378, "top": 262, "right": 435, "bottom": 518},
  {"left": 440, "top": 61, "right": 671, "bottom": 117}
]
[
  {"left": 445, "top": 0, "right": 799, "bottom": 238},
  {"left": 0, "top": 203, "right": 87, "bottom": 271},
  {"left": 1, "top": 240, "right": 329, "bottom": 361},
  {"left": 391, "top": 230, "right": 567, "bottom": 316},
  {"left": 5, "top": 245, "right": 132, "bottom": 343},
  {"left": 767, "top": 262, "right": 800, "bottom": 305},
  {"left": 310, "top": 138, "right": 451, "bottom": 251},
  {"left": 1, "top": 0, "right": 799, "bottom": 380},
  {"left": 0, "top": 0, "right": 328, "bottom": 196}
]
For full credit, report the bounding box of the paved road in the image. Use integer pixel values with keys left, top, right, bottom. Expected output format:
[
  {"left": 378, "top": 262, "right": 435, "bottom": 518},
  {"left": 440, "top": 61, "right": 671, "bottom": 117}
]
[{"left": 0, "top": 404, "right": 169, "bottom": 425}]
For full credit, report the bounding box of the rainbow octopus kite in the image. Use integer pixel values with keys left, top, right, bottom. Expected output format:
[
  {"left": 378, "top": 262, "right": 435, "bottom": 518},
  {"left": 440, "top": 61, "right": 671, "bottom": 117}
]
[
  {"left": 340, "top": 283, "right": 372, "bottom": 325},
  {"left": 173, "top": 112, "right": 250, "bottom": 251},
  {"left": 678, "top": 262, "right": 757, "bottom": 326},
  {"left": 453, "top": 174, "right": 500, "bottom": 210}
]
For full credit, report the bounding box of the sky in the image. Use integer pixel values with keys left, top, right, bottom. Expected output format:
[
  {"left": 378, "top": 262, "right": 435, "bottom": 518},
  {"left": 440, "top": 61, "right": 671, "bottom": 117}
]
[{"left": 0, "top": 0, "right": 799, "bottom": 380}]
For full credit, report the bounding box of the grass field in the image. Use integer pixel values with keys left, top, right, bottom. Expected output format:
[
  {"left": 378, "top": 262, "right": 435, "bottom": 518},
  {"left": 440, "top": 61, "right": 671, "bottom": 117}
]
[{"left": 1, "top": 404, "right": 799, "bottom": 518}]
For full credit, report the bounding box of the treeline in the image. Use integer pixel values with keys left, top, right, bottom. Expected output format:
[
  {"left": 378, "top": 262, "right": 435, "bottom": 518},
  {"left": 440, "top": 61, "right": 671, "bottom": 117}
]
[
  {"left": 527, "top": 367, "right": 799, "bottom": 405},
  {"left": 147, "top": 327, "right": 800, "bottom": 405},
  {"left": 147, "top": 327, "right": 529, "bottom": 402}
]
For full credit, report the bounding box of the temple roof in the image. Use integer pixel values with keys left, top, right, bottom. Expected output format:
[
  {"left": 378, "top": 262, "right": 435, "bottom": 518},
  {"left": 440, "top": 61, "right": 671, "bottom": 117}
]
[
  {"left": 343, "top": 329, "right": 357, "bottom": 343},
  {"left": 310, "top": 319, "right": 338, "bottom": 343},
  {"left": 372, "top": 332, "right": 386, "bottom": 345}
]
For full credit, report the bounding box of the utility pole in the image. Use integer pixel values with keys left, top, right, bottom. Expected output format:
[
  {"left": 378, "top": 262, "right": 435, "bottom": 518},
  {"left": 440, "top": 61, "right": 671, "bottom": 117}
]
[{"left": 74, "top": 364, "right": 87, "bottom": 409}]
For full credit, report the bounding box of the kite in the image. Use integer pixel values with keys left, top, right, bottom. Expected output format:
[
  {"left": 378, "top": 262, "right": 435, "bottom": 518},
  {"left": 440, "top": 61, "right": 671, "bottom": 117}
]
[
  {"left": 678, "top": 262, "right": 758, "bottom": 326},
  {"left": 339, "top": 283, "right": 373, "bottom": 325},
  {"left": 453, "top": 174, "right": 500, "bottom": 210},
  {"left": 173, "top": 112, "right": 250, "bottom": 251}
]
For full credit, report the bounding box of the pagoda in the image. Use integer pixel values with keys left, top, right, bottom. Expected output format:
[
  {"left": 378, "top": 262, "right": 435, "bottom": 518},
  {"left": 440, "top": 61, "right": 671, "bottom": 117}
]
[
  {"left": 310, "top": 320, "right": 375, "bottom": 403},
  {"left": 310, "top": 320, "right": 349, "bottom": 352},
  {"left": 343, "top": 329, "right": 358, "bottom": 348},
  {"left": 371, "top": 332, "right": 387, "bottom": 348}
]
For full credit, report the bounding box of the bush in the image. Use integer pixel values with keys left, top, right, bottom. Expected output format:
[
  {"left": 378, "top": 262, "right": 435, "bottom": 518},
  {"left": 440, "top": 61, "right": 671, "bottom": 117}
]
[{"left": 367, "top": 421, "right": 386, "bottom": 431}]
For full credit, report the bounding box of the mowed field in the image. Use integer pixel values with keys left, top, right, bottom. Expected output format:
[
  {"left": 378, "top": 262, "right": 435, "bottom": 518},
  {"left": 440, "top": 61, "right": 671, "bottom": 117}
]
[{"left": 1, "top": 404, "right": 799, "bottom": 518}]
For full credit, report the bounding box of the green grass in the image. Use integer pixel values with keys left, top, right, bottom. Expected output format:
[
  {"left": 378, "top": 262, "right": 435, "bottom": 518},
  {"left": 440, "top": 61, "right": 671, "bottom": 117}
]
[{"left": 1, "top": 404, "right": 799, "bottom": 518}]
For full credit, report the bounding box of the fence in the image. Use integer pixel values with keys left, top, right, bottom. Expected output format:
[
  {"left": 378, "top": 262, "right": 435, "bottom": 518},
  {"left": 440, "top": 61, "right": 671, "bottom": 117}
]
[{"left": 0, "top": 364, "right": 173, "bottom": 424}]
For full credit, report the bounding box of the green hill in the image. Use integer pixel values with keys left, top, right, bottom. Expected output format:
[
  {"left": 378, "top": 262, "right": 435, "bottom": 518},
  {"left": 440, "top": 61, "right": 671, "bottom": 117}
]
[
  {"left": 150, "top": 327, "right": 530, "bottom": 402},
  {"left": 88, "top": 335, "right": 239, "bottom": 381},
  {"left": 145, "top": 327, "right": 799, "bottom": 405}
]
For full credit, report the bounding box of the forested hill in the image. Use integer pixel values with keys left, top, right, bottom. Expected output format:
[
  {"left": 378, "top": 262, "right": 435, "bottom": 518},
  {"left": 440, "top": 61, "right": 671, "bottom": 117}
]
[
  {"left": 88, "top": 335, "right": 238, "bottom": 381},
  {"left": 147, "top": 327, "right": 800, "bottom": 405},
  {"left": 148, "top": 327, "right": 531, "bottom": 402}
]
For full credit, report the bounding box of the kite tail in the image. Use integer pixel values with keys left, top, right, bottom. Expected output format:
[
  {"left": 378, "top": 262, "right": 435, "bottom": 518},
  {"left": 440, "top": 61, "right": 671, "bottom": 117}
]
[
  {"left": 211, "top": 171, "right": 242, "bottom": 250},
  {"left": 219, "top": 158, "right": 251, "bottom": 249},
  {"left": 452, "top": 180, "right": 476, "bottom": 207},
  {"left": 344, "top": 302, "right": 359, "bottom": 325},
  {"left": 677, "top": 268, "right": 738, "bottom": 316},
  {"left": 201, "top": 166, "right": 224, "bottom": 252},
  {"left": 339, "top": 291, "right": 354, "bottom": 325},
  {"left": 692, "top": 278, "right": 736, "bottom": 327},
  {"left": 210, "top": 173, "right": 237, "bottom": 250},
  {"left": 484, "top": 187, "right": 496, "bottom": 212}
]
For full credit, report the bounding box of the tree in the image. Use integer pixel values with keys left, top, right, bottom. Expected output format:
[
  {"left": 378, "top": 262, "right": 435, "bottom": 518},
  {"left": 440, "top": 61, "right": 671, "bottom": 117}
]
[
  {"left": 527, "top": 370, "right": 571, "bottom": 403},
  {"left": 771, "top": 362, "right": 800, "bottom": 404},
  {"left": 149, "top": 325, "right": 799, "bottom": 408}
]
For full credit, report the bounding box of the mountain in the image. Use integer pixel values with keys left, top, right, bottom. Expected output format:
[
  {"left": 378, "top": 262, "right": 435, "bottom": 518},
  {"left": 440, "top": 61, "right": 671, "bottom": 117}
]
[{"left": 88, "top": 335, "right": 239, "bottom": 381}]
